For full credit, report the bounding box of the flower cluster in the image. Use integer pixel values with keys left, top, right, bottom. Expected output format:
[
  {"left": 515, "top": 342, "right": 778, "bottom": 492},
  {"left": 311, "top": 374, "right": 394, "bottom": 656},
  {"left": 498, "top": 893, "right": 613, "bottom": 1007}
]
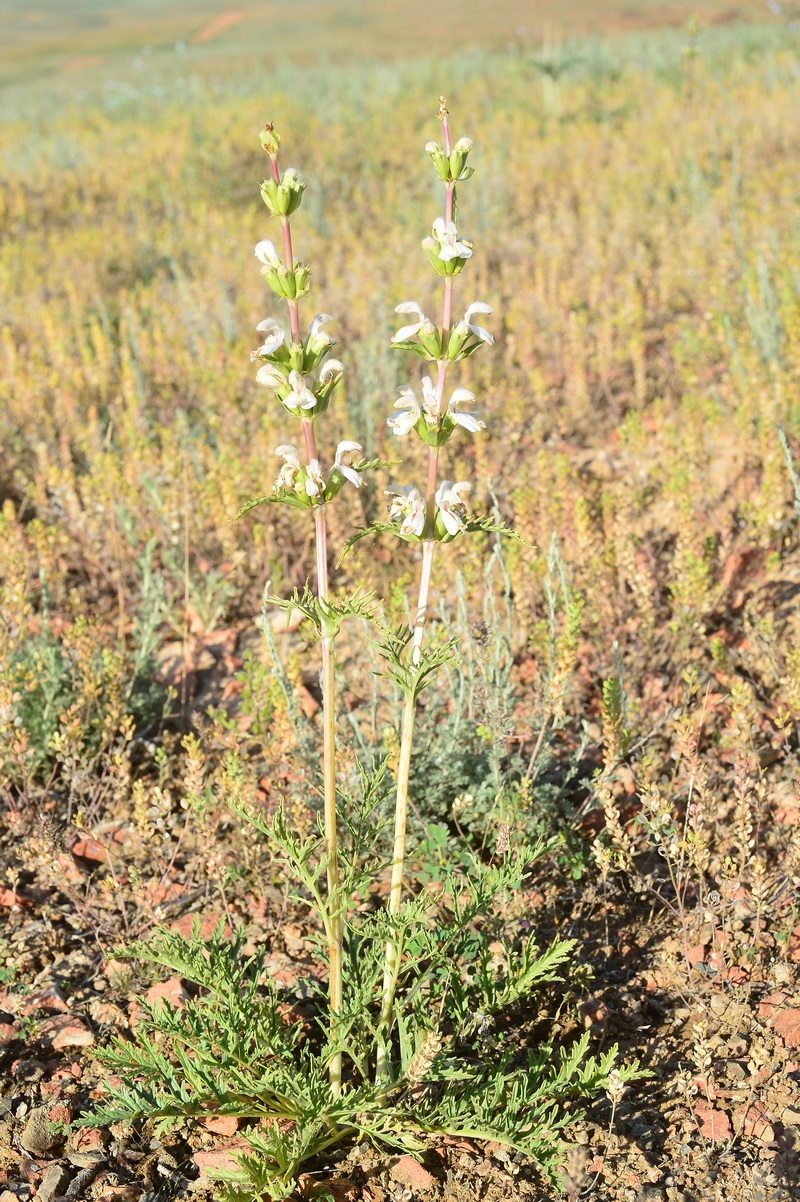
[
  {"left": 383, "top": 99, "right": 492, "bottom": 542},
  {"left": 274, "top": 441, "right": 364, "bottom": 504},
  {"left": 248, "top": 134, "right": 368, "bottom": 506}
]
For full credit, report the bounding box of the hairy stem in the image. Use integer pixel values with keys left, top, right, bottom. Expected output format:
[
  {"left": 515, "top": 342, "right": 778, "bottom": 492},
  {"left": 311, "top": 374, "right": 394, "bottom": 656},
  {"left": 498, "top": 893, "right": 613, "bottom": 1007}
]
[
  {"left": 377, "top": 129, "right": 456, "bottom": 1080},
  {"left": 272, "top": 146, "right": 342, "bottom": 1095}
]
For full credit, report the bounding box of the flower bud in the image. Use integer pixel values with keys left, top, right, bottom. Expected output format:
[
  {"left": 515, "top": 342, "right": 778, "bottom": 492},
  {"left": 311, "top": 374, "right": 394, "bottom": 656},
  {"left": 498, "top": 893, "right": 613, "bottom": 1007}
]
[
  {"left": 425, "top": 139, "right": 451, "bottom": 181},
  {"left": 259, "top": 122, "right": 281, "bottom": 156},
  {"left": 259, "top": 168, "right": 307, "bottom": 217},
  {"left": 446, "top": 321, "right": 470, "bottom": 359},
  {"left": 449, "top": 136, "right": 473, "bottom": 181},
  {"left": 417, "top": 320, "right": 442, "bottom": 359}
]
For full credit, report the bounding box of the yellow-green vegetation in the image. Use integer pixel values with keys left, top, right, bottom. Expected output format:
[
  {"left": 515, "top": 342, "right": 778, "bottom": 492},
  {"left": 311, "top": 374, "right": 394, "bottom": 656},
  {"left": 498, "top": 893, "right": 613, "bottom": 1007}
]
[
  {"left": 0, "top": 0, "right": 774, "bottom": 88},
  {"left": 2, "top": 17, "right": 800, "bottom": 1202}
]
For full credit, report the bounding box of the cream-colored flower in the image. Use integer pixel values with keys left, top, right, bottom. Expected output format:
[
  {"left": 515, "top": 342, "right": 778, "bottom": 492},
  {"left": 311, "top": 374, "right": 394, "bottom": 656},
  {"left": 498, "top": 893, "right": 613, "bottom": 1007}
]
[
  {"left": 385, "top": 485, "right": 426, "bottom": 537},
  {"left": 333, "top": 440, "right": 364, "bottom": 488},
  {"left": 286, "top": 370, "right": 317, "bottom": 410},
  {"left": 391, "top": 301, "right": 434, "bottom": 343},
  {"left": 304, "top": 459, "right": 325, "bottom": 497},
  {"left": 423, "top": 217, "right": 473, "bottom": 262},
  {"left": 454, "top": 302, "right": 494, "bottom": 345},
  {"left": 274, "top": 444, "right": 301, "bottom": 489},
  {"left": 252, "top": 318, "right": 285, "bottom": 360},
  {"left": 254, "top": 240, "right": 282, "bottom": 268},
  {"left": 435, "top": 479, "right": 471, "bottom": 535}
]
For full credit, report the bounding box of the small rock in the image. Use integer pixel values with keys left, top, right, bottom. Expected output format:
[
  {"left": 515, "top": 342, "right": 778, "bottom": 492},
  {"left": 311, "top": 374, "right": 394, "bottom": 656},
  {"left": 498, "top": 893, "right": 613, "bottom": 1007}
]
[
  {"left": 35, "top": 1164, "right": 69, "bottom": 1202},
  {"left": 637, "top": 1187, "right": 666, "bottom": 1202},
  {"left": 23, "top": 986, "right": 69, "bottom": 1017},
  {"left": 12, "top": 1059, "right": 45, "bottom": 1083},
  {"left": 757, "top": 992, "right": 788, "bottom": 1020},
  {"left": 20, "top": 1107, "right": 59, "bottom": 1155},
  {"left": 692, "top": 1100, "right": 731, "bottom": 1141},
  {"left": 146, "top": 976, "right": 188, "bottom": 1009},
  {"left": 782, "top": 1106, "right": 800, "bottom": 1126},
  {"left": 102, "top": 959, "right": 130, "bottom": 982},
  {"left": 390, "top": 1154, "right": 435, "bottom": 1192},
  {"left": 202, "top": 1116, "right": 239, "bottom": 1136},
  {"left": 71, "top": 838, "right": 108, "bottom": 864},
  {"left": 67, "top": 1151, "right": 105, "bottom": 1168},
  {"left": 68, "top": 1127, "right": 105, "bottom": 1155},
  {"left": 192, "top": 1143, "right": 247, "bottom": 1180},
  {"left": 97, "top": 1188, "right": 139, "bottom": 1202},
  {"left": 734, "top": 1099, "right": 773, "bottom": 1141},
  {"left": 0, "top": 1022, "right": 16, "bottom": 1046},
  {"left": 130, "top": 977, "right": 188, "bottom": 1029},
  {"left": 38, "top": 1016, "right": 94, "bottom": 1051},
  {"left": 580, "top": 998, "right": 609, "bottom": 1028},
  {"left": 772, "top": 1008, "right": 800, "bottom": 1047}
]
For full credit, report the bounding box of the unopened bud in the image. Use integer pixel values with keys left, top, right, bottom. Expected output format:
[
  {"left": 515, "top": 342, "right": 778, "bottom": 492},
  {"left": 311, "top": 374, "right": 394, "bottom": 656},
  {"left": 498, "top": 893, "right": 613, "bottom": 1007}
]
[
  {"left": 425, "top": 139, "right": 451, "bottom": 181},
  {"left": 417, "top": 320, "right": 442, "bottom": 358},
  {"left": 449, "top": 136, "right": 474, "bottom": 181},
  {"left": 259, "top": 122, "right": 281, "bottom": 156}
]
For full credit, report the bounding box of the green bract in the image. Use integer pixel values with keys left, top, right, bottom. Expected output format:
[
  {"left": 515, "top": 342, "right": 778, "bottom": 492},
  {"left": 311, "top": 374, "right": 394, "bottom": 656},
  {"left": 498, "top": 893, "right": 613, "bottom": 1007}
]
[
  {"left": 260, "top": 168, "right": 307, "bottom": 217},
  {"left": 260, "top": 261, "right": 311, "bottom": 300},
  {"left": 425, "top": 138, "right": 475, "bottom": 183}
]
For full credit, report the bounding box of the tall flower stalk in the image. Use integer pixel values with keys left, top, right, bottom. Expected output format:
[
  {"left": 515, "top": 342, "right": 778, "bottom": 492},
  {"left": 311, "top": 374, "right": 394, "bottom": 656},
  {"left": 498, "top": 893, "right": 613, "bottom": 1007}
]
[
  {"left": 251, "top": 123, "right": 369, "bottom": 1096},
  {"left": 377, "top": 98, "right": 492, "bottom": 1076}
]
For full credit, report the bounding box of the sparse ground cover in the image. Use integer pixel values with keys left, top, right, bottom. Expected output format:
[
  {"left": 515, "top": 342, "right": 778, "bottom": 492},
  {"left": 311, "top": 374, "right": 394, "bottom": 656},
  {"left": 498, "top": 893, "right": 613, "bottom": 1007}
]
[{"left": 1, "top": 13, "right": 800, "bottom": 1202}]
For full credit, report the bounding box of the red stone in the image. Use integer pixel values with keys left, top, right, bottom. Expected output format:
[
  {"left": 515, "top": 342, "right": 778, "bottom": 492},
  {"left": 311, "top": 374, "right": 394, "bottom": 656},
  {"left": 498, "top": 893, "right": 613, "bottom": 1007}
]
[
  {"left": 772, "top": 1008, "right": 800, "bottom": 1048},
  {"left": 38, "top": 1016, "right": 95, "bottom": 1050},
  {"left": 202, "top": 1116, "right": 240, "bottom": 1136},
  {"left": 390, "top": 1154, "right": 435, "bottom": 1191},
  {"left": 734, "top": 1099, "right": 774, "bottom": 1141},
  {"left": 71, "top": 838, "right": 108, "bottom": 864},
  {"left": 193, "top": 1142, "right": 247, "bottom": 1179},
  {"left": 693, "top": 1100, "right": 731, "bottom": 1141}
]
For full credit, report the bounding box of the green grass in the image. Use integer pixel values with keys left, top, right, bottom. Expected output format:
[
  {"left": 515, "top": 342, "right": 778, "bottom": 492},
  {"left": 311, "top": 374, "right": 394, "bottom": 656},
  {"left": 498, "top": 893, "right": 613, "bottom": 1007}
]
[{"left": 0, "top": 0, "right": 781, "bottom": 91}]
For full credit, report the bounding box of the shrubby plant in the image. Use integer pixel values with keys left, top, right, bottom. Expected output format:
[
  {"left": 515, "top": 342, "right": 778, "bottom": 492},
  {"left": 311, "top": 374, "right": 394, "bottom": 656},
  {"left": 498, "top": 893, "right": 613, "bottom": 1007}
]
[{"left": 78, "top": 101, "right": 639, "bottom": 1200}]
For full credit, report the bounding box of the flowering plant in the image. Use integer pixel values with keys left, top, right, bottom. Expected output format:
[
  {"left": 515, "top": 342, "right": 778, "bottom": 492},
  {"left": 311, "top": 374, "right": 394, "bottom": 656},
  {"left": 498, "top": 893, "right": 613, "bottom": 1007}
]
[{"left": 78, "top": 102, "right": 640, "bottom": 1202}]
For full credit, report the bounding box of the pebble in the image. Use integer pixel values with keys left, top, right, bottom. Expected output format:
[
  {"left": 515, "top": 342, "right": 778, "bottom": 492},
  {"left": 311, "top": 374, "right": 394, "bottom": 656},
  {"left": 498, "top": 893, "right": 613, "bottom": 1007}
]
[
  {"left": 36, "top": 1165, "right": 70, "bottom": 1202},
  {"left": 20, "top": 1107, "right": 58, "bottom": 1155}
]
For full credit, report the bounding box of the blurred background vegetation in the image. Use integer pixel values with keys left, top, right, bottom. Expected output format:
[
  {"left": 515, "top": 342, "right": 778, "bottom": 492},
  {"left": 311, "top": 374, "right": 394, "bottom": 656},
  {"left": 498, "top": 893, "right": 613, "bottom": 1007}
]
[{"left": 2, "top": 0, "right": 800, "bottom": 910}]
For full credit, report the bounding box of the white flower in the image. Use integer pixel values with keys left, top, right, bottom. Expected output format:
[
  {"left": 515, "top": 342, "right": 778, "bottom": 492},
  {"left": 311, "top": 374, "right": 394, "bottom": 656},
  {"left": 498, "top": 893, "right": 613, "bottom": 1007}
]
[
  {"left": 304, "top": 459, "right": 325, "bottom": 497},
  {"left": 274, "top": 444, "right": 301, "bottom": 489},
  {"left": 392, "top": 301, "right": 433, "bottom": 343},
  {"left": 333, "top": 440, "right": 364, "bottom": 488},
  {"left": 387, "top": 385, "right": 421, "bottom": 436},
  {"left": 256, "top": 363, "right": 287, "bottom": 389},
  {"left": 456, "top": 302, "right": 494, "bottom": 345},
  {"left": 252, "top": 318, "right": 285, "bottom": 359},
  {"left": 308, "top": 313, "right": 335, "bottom": 345},
  {"left": 436, "top": 479, "right": 472, "bottom": 536},
  {"left": 255, "top": 240, "right": 282, "bottom": 268},
  {"left": 448, "top": 387, "right": 485, "bottom": 433},
  {"left": 286, "top": 370, "right": 317, "bottom": 410},
  {"left": 385, "top": 485, "right": 426, "bottom": 538},
  {"left": 425, "top": 217, "right": 473, "bottom": 262},
  {"left": 420, "top": 376, "right": 440, "bottom": 420},
  {"left": 454, "top": 137, "right": 473, "bottom": 153},
  {"left": 318, "top": 359, "right": 344, "bottom": 383}
]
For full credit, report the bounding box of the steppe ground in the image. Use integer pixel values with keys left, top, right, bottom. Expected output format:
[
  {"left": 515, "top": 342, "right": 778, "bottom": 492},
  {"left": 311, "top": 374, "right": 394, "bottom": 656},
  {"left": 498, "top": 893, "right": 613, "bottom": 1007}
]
[{"left": 1, "top": 3, "right": 800, "bottom": 1201}]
